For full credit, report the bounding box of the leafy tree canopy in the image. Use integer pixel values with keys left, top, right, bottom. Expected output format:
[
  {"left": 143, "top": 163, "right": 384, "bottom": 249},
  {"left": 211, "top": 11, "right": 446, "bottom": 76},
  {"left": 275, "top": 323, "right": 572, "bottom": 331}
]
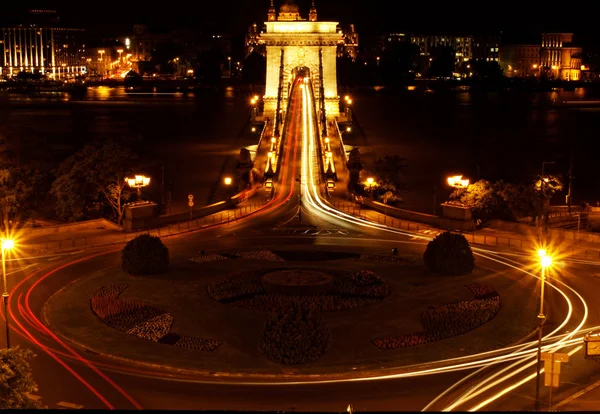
[
  {"left": 50, "top": 140, "right": 138, "bottom": 223},
  {"left": 0, "top": 347, "right": 43, "bottom": 409}
]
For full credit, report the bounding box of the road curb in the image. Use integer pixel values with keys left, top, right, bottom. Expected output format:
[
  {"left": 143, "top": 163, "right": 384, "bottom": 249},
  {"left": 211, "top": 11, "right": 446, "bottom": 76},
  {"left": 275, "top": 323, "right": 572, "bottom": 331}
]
[{"left": 24, "top": 199, "right": 270, "bottom": 256}]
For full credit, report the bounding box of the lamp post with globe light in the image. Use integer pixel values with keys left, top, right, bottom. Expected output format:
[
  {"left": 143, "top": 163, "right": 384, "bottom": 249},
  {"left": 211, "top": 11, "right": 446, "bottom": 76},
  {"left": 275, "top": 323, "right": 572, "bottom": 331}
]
[
  {"left": 535, "top": 248, "right": 553, "bottom": 411},
  {"left": 126, "top": 175, "right": 151, "bottom": 201}
]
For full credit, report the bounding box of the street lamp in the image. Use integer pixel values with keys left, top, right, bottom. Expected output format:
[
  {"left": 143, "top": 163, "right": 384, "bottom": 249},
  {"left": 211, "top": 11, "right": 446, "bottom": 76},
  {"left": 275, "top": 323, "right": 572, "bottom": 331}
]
[
  {"left": 366, "top": 177, "right": 375, "bottom": 198},
  {"left": 227, "top": 56, "right": 232, "bottom": 75},
  {"left": 2, "top": 238, "right": 15, "bottom": 348},
  {"left": 224, "top": 176, "right": 232, "bottom": 186},
  {"left": 447, "top": 175, "right": 470, "bottom": 188},
  {"left": 126, "top": 175, "right": 151, "bottom": 200},
  {"left": 535, "top": 248, "right": 553, "bottom": 411}
]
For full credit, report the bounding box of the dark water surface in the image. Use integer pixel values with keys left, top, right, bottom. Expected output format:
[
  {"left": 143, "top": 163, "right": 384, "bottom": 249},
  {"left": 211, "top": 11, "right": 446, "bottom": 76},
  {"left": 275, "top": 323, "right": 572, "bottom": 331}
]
[
  {"left": 0, "top": 85, "right": 260, "bottom": 215},
  {"left": 345, "top": 86, "right": 600, "bottom": 213},
  {"left": 1, "top": 85, "right": 598, "bottom": 217}
]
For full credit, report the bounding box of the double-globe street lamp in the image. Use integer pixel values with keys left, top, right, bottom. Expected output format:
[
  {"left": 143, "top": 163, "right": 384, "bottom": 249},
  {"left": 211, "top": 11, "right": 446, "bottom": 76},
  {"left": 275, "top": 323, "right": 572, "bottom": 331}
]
[
  {"left": 535, "top": 248, "right": 554, "bottom": 411},
  {"left": 2, "top": 238, "right": 15, "bottom": 348}
]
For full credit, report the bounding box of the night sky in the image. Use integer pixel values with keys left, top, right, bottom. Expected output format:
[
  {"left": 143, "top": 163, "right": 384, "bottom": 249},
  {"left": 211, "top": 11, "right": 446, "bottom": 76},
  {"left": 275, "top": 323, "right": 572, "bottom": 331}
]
[{"left": 3, "top": 1, "right": 599, "bottom": 42}]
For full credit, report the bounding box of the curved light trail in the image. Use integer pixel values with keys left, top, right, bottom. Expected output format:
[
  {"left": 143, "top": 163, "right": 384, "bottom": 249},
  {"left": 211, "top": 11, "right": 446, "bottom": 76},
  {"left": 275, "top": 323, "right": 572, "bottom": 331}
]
[
  {"left": 0, "top": 78, "right": 591, "bottom": 411},
  {"left": 298, "top": 79, "right": 590, "bottom": 410}
]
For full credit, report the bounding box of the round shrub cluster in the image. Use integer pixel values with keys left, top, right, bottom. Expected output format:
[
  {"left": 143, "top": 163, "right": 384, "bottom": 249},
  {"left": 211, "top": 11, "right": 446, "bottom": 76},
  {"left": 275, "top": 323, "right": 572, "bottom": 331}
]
[
  {"left": 423, "top": 231, "right": 475, "bottom": 275},
  {"left": 122, "top": 234, "right": 170, "bottom": 275},
  {"left": 260, "top": 303, "right": 332, "bottom": 364}
]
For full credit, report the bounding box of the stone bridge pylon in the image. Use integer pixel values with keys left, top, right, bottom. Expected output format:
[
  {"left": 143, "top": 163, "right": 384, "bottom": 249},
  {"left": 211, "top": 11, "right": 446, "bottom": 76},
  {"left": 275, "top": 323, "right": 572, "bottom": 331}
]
[{"left": 260, "top": 0, "right": 341, "bottom": 124}]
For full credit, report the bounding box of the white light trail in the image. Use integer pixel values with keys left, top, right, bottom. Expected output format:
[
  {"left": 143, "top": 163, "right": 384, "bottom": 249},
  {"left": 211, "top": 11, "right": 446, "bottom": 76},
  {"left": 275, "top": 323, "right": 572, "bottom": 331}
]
[{"left": 298, "top": 78, "right": 590, "bottom": 410}]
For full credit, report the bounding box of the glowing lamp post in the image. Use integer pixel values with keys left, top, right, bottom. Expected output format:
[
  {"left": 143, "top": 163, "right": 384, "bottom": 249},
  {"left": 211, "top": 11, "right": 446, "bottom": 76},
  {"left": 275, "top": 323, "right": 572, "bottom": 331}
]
[
  {"left": 126, "top": 175, "right": 151, "bottom": 200},
  {"left": 366, "top": 177, "right": 375, "bottom": 198},
  {"left": 447, "top": 175, "right": 470, "bottom": 188},
  {"left": 2, "top": 238, "right": 15, "bottom": 348},
  {"left": 223, "top": 177, "right": 232, "bottom": 186},
  {"left": 535, "top": 249, "right": 553, "bottom": 411}
]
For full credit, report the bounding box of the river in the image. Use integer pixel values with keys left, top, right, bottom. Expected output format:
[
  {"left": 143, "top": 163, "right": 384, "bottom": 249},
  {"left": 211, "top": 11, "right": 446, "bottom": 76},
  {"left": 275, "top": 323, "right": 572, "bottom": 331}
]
[{"left": 1, "top": 84, "right": 598, "bottom": 219}]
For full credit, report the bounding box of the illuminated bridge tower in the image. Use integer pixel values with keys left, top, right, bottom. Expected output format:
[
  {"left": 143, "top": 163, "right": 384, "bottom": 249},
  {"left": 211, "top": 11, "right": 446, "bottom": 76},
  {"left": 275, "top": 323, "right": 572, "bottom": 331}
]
[{"left": 261, "top": 0, "right": 342, "bottom": 127}]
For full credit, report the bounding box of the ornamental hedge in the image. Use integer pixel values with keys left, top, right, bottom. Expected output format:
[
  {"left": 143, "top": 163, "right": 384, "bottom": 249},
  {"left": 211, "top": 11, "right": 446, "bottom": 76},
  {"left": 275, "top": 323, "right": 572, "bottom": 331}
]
[
  {"left": 122, "top": 234, "right": 170, "bottom": 275},
  {"left": 260, "top": 303, "right": 332, "bottom": 364},
  {"left": 423, "top": 231, "right": 475, "bottom": 275}
]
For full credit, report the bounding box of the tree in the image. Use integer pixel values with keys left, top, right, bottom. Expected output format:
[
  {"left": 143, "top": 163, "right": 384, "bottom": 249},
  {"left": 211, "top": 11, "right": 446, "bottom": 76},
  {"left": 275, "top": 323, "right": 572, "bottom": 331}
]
[
  {"left": 242, "top": 51, "right": 266, "bottom": 85},
  {"left": 0, "top": 167, "right": 41, "bottom": 232},
  {"left": 195, "top": 49, "right": 224, "bottom": 86},
  {"left": 371, "top": 154, "right": 407, "bottom": 194},
  {"left": 0, "top": 347, "right": 43, "bottom": 409},
  {"left": 450, "top": 180, "right": 511, "bottom": 222},
  {"left": 150, "top": 41, "right": 181, "bottom": 74},
  {"left": 381, "top": 42, "right": 420, "bottom": 85},
  {"left": 50, "top": 140, "right": 138, "bottom": 224},
  {"left": 428, "top": 46, "right": 455, "bottom": 78}
]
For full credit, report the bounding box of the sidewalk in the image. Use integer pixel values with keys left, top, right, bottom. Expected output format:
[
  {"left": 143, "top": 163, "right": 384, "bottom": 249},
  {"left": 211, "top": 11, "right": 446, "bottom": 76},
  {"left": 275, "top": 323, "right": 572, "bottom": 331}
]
[
  {"left": 327, "top": 196, "right": 600, "bottom": 261},
  {"left": 552, "top": 379, "right": 600, "bottom": 411},
  {"left": 19, "top": 194, "right": 269, "bottom": 255}
]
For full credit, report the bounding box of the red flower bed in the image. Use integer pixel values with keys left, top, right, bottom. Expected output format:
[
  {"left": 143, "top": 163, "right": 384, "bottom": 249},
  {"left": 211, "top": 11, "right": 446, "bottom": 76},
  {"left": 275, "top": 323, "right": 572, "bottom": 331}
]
[{"left": 373, "top": 283, "right": 500, "bottom": 350}]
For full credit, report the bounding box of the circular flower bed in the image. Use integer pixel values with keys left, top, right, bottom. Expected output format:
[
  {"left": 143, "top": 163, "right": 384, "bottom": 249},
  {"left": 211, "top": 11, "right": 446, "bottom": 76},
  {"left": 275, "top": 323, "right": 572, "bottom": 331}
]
[
  {"left": 373, "top": 283, "right": 500, "bottom": 350},
  {"left": 207, "top": 267, "right": 392, "bottom": 312},
  {"left": 260, "top": 304, "right": 332, "bottom": 364}
]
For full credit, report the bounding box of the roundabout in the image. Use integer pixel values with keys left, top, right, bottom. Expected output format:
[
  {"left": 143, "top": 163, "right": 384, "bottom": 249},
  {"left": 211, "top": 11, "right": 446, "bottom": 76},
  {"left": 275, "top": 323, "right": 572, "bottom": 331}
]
[{"left": 42, "top": 246, "right": 540, "bottom": 379}]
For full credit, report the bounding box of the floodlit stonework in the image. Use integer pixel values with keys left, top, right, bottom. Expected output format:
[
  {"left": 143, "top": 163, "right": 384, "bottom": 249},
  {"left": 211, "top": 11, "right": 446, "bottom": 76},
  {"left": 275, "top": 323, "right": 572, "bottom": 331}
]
[{"left": 262, "top": 1, "right": 342, "bottom": 120}]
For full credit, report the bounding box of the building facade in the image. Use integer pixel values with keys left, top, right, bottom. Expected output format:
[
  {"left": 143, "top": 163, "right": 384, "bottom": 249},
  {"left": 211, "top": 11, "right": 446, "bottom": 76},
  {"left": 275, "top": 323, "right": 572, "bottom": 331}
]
[
  {"left": 499, "top": 44, "right": 541, "bottom": 77},
  {"left": 499, "top": 33, "right": 582, "bottom": 80},
  {"left": 541, "top": 33, "right": 582, "bottom": 80},
  {"left": 0, "top": 9, "right": 85, "bottom": 78}
]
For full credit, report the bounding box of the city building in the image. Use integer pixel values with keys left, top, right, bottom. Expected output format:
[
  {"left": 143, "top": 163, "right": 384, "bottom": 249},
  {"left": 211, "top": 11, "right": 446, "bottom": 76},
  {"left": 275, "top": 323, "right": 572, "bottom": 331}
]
[
  {"left": 472, "top": 35, "right": 501, "bottom": 62},
  {"left": 338, "top": 24, "right": 358, "bottom": 60},
  {"left": 540, "top": 33, "right": 582, "bottom": 80},
  {"left": 499, "top": 44, "right": 541, "bottom": 77},
  {"left": 0, "top": 9, "right": 85, "bottom": 78},
  {"left": 500, "top": 33, "right": 582, "bottom": 80},
  {"left": 410, "top": 35, "right": 474, "bottom": 66}
]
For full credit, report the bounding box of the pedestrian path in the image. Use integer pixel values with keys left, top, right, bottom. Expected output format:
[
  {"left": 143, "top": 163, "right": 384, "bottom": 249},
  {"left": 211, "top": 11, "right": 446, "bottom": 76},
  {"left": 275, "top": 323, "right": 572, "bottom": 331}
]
[{"left": 328, "top": 195, "right": 600, "bottom": 261}]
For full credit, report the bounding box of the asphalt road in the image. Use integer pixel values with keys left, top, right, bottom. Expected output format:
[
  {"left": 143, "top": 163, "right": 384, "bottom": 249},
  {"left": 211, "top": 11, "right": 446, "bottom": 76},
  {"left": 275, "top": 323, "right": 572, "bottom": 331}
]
[{"left": 1, "top": 78, "right": 597, "bottom": 411}]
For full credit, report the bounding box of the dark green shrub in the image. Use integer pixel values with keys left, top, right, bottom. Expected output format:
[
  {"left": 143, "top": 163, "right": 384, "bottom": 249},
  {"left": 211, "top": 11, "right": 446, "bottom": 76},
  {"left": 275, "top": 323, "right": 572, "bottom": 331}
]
[
  {"left": 423, "top": 231, "right": 475, "bottom": 275},
  {"left": 121, "top": 234, "right": 170, "bottom": 275},
  {"left": 260, "top": 303, "right": 332, "bottom": 364}
]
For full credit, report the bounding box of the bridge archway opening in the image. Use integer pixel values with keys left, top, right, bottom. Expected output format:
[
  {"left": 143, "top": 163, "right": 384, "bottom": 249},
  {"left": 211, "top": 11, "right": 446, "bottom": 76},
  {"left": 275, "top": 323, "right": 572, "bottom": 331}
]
[{"left": 291, "top": 66, "right": 310, "bottom": 82}]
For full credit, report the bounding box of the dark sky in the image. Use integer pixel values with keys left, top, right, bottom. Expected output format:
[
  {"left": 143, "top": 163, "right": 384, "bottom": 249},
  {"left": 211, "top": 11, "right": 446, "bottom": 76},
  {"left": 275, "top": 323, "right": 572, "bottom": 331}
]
[{"left": 4, "top": 1, "right": 599, "bottom": 41}]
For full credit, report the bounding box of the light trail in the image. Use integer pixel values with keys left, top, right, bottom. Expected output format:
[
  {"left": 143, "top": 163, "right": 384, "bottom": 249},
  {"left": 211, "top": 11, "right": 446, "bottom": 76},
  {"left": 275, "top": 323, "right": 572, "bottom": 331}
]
[
  {"left": 298, "top": 79, "right": 590, "bottom": 409},
  {"left": 5, "top": 79, "right": 588, "bottom": 409}
]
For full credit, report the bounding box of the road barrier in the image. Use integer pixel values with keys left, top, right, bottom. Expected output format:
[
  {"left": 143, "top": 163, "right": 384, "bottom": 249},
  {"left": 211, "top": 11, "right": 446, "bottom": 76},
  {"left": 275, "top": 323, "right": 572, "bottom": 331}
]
[
  {"left": 21, "top": 198, "right": 269, "bottom": 255},
  {"left": 331, "top": 199, "right": 600, "bottom": 261}
]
